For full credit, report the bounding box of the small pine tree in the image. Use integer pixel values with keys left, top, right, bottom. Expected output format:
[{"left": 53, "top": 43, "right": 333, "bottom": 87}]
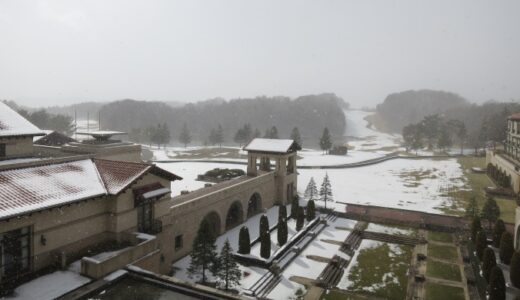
[
  {"left": 296, "top": 206, "right": 305, "bottom": 231},
  {"left": 465, "top": 196, "right": 479, "bottom": 218},
  {"left": 179, "top": 122, "right": 192, "bottom": 148},
  {"left": 304, "top": 177, "right": 318, "bottom": 201},
  {"left": 260, "top": 215, "right": 271, "bottom": 259},
  {"left": 291, "top": 196, "right": 299, "bottom": 218},
  {"left": 488, "top": 266, "right": 506, "bottom": 300},
  {"left": 482, "top": 247, "right": 497, "bottom": 282},
  {"left": 238, "top": 226, "right": 251, "bottom": 254},
  {"left": 499, "top": 232, "right": 514, "bottom": 265},
  {"left": 476, "top": 230, "right": 488, "bottom": 260},
  {"left": 306, "top": 200, "right": 316, "bottom": 221},
  {"left": 510, "top": 251, "right": 520, "bottom": 288},
  {"left": 319, "top": 127, "right": 332, "bottom": 154},
  {"left": 493, "top": 219, "right": 506, "bottom": 248},
  {"left": 471, "top": 216, "right": 482, "bottom": 242},
  {"left": 215, "top": 239, "right": 241, "bottom": 291},
  {"left": 319, "top": 173, "right": 334, "bottom": 209},
  {"left": 290, "top": 127, "right": 302, "bottom": 148},
  {"left": 277, "top": 205, "right": 288, "bottom": 246},
  {"left": 188, "top": 219, "right": 218, "bottom": 283},
  {"left": 481, "top": 197, "right": 500, "bottom": 230}
]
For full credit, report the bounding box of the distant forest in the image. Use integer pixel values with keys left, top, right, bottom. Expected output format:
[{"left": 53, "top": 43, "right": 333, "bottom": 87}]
[
  {"left": 15, "top": 94, "right": 347, "bottom": 147},
  {"left": 375, "top": 89, "right": 520, "bottom": 151}
]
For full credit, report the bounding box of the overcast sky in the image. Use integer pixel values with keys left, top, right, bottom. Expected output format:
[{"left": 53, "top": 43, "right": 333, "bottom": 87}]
[{"left": 1, "top": 0, "right": 519, "bottom": 108}]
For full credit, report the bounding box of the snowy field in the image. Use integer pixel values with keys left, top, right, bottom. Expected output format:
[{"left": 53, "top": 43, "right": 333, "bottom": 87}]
[
  {"left": 344, "top": 110, "right": 402, "bottom": 151},
  {"left": 160, "top": 157, "right": 467, "bottom": 214}
]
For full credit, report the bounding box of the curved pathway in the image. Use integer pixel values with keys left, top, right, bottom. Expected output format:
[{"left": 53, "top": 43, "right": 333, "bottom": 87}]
[{"left": 152, "top": 153, "right": 460, "bottom": 169}]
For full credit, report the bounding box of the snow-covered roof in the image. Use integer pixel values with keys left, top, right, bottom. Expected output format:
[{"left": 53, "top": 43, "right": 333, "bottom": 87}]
[
  {"left": 0, "top": 102, "right": 45, "bottom": 137},
  {"left": 244, "top": 138, "right": 300, "bottom": 154},
  {"left": 0, "top": 158, "right": 182, "bottom": 220}
]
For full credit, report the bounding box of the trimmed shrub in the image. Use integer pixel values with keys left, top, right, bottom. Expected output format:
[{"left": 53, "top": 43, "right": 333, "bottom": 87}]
[
  {"left": 493, "top": 219, "right": 506, "bottom": 248},
  {"left": 476, "top": 230, "right": 487, "bottom": 260},
  {"left": 482, "top": 247, "right": 497, "bottom": 282},
  {"left": 291, "top": 196, "right": 299, "bottom": 218},
  {"left": 238, "top": 226, "right": 251, "bottom": 254},
  {"left": 277, "top": 205, "right": 288, "bottom": 246},
  {"left": 471, "top": 217, "right": 482, "bottom": 242},
  {"left": 296, "top": 207, "right": 305, "bottom": 231},
  {"left": 260, "top": 215, "right": 271, "bottom": 259},
  {"left": 499, "top": 232, "right": 514, "bottom": 265},
  {"left": 488, "top": 266, "right": 506, "bottom": 300},
  {"left": 306, "top": 200, "right": 316, "bottom": 221}
]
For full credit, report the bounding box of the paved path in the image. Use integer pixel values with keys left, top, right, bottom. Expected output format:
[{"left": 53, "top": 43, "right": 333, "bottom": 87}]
[{"left": 152, "top": 154, "right": 460, "bottom": 169}]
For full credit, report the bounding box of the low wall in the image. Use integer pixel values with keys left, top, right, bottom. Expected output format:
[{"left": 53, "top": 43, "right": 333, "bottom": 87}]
[
  {"left": 343, "top": 204, "right": 467, "bottom": 231},
  {"left": 81, "top": 234, "right": 158, "bottom": 279}
]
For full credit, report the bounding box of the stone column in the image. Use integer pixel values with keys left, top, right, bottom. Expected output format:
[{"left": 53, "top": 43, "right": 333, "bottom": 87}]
[{"left": 247, "top": 154, "right": 257, "bottom": 176}]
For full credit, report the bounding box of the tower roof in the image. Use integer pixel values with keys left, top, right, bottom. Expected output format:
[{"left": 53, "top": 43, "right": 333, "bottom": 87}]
[{"left": 244, "top": 138, "right": 300, "bottom": 154}]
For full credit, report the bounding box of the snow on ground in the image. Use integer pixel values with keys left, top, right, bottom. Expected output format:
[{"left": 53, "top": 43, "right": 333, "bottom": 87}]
[
  {"left": 156, "top": 162, "right": 246, "bottom": 196},
  {"left": 267, "top": 217, "right": 356, "bottom": 299},
  {"left": 171, "top": 205, "right": 287, "bottom": 290},
  {"left": 299, "top": 158, "right": 466, "bottom": 214},
  {"left": 344, "top": 110, "right": 402, "bottom": 151},
  {"left": 365, "top": 223, "right": 417, "bottom": 236},
  {"left": 7, "top": 269, "right": 90, "bottom": 300}
]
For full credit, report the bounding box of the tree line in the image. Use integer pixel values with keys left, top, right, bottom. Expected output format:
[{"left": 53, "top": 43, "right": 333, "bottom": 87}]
[{"left": 3, "top": 101, "right": 75, "bottom": 135}]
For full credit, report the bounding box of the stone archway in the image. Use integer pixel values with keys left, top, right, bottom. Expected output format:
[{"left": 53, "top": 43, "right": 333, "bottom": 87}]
[
  {"left": 203, "top": 211, "right": 222, "bottom": 237},
  {"left": 226, "top": 201, "right": 244, "bottom": 230},
  {"left": 247, "top": 192, "right": 262, "bottom": 218}
]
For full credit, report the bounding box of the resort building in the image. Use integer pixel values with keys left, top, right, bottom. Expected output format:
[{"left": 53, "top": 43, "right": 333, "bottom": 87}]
[{"left": 0, "top": 103, "right": 299, "bottom": 298}]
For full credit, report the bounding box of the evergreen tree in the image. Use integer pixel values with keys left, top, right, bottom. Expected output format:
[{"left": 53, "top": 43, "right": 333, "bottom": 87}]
[
  {"left": 499, "top": 232, "right": 514, "bottom": 265},
  {"left": 179, "top": 122, "right": 192, "bottom": 148},
  {"left": 471, "top": 216, "right": 482, "bottom": 242},
  {"left": 188, "top": 219, "right": 218, "bottom": 283},
  {"left": 482, "top": 247, "right": 497, "bottom": 282},
  {"left": 296, "top": 207, "right": 305, "bottom": 231},
  {"left": 319, "top": 127, "right": 332, "bottom": 154},
  {"left": 465, "top": 196, "right": 480, "bottom": 218},
  {"left": 290, "top": 127, "right": 302, "bottom": 147},
  {"left": 319, "top": 173, "right": 334, "bottom": 209},
  {"left": 270, "top": 126, "right": 279, "bottom": 139},
  {"left": 243, "top": 124, "right": 253, "bottom": 142},
  {"left": 304, "top": 177, "right": 318, "bottom": 201},
  {"left": 291, "top": 196, "right": 299, "bottom": 218},
  {"left": 215, "top": 124, "right": 224, "bottom": 147},
  {"left": 481, "top": 197, "right": 500, "bottom": 230},
  {"left": 488, "top": 266, "right": 506, "bottom": 300},
  {"left": 510, "top": 251, "right": 520, "bottom": 288},
  {"left": 437, "top": 125, "right": 452, "bottom": 151},
  {"left": 234, "top": 128, "right": 245, "bottom": 146},
  {"left": 476, "top": 230, "right": 487, "bottom": 260},
  {"left": 215, "top": 239, "right": 241, "bottom": 291},
  {"left": 253, "top": 128, "right": 261, "bottom": 139},
  {"left": 493, "top": 219, "right": 506, "bottom": 248},
  {"left": 259, "top": 215, "right": 271, "bottom": 259},
  {"left": 238, "top": 226, "right": 251, "bottom": 254},
  {"left": 306, "top": 200, "right": 316, "bottom": 221},
  {"left": 277, "top": 205, "right": 288, "bottom": 246},
  {"left": 208, "top": 128, "right": 218, "bottom": 146}
]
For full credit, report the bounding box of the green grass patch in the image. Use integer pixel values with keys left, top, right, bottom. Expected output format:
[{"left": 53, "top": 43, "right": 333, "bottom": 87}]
[
  {"left": 428, "top": 231, "right": 453, "bottom": 243},
  {"left": 344, "top": 242, "right": 412, "bottom": 300},
  {"left": 426, "top": 260, "right": 461, "bottom": 282},
  {"left": 441, "top": 156, "right": 515, "bottom": 222},
  {"left": 424, "top": 282, "right": 465, "bottom": 300},
  {"left": 321, "top": 290, "right": 372, "bottom": 300},
  {"left": 428, "top": 244, "right": 459, "bottom": 262}
]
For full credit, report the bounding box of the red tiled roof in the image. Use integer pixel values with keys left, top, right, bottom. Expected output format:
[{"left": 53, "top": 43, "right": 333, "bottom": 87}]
[
  {"left": 93, "top": 159, "right": 182, "bottom": 195},
  {"left": 0, "top": 159, "right": 106, "bottom": 220},
  {"left": 508, "top": 113, "right": 520, "bottom": 120},
  {"left": 0, "top": 158, "right": 182, "bottom": 220}
]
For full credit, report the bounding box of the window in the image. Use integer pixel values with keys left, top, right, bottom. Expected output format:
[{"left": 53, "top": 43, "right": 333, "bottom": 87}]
[
  {"left": 0, "top": 226, "right": 31, "bottom": 281},
  {"left": 137, "top": 202, "right": 154, "bottom": 233},
  {"left": 175, "top": 235, "right": 183, "bottom": 250},
  {"left": 0, "top": 144, "right": 5, "bottom": 158}
]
